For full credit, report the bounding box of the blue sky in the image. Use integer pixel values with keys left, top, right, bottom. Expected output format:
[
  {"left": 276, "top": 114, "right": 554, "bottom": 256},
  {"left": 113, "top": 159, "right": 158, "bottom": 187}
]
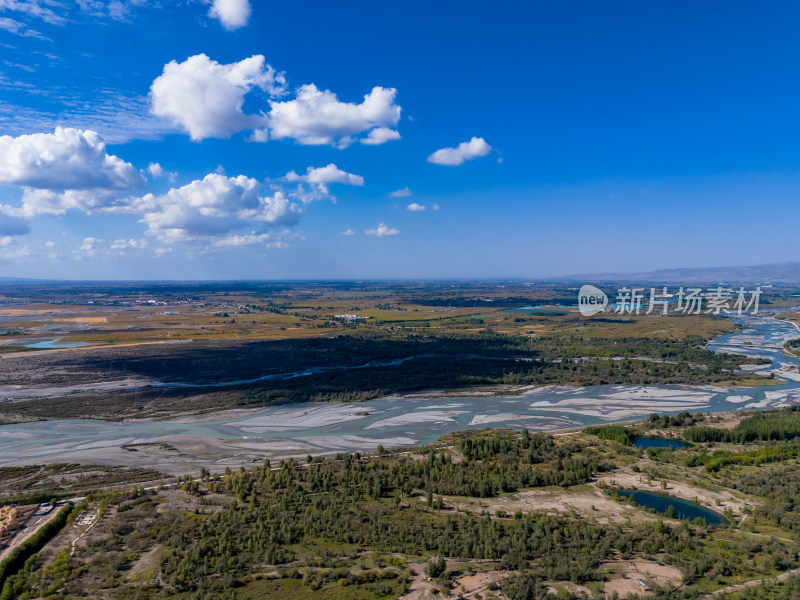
[{"left": 1, "top": 0, "right": 799, "bottom": 279}]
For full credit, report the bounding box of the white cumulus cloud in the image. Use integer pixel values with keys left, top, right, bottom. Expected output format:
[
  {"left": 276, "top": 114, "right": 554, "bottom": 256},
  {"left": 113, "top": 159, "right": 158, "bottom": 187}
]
[
  {"left": 13, "top": 188, "right": 122, "bottom": 218},
  {"left": 365, "top": 222, "right": 400, "bottom": 237},
  {"left": 150, "top": 54, "right": 401, "bottom": 147},
  {"left": 149, "top": 54, "right": 285, "bottom": 141},
  {"left": 406, "top": 202, "right": 426, "bottom": 212},
  {"left": 263, "top": 84, "right": 400, "bottom": 147},
  {"left": 132, "top": 173, "right": 301, "bottom": 243},
  {"left": 208, "top": 0, "right": 251, "bottom": 30},
  {"left": 285, "top": 164, "right": 364, "bottom": 186},
  {"left": 0, "top": 127, "right": 145, "bottom": 190},
  {"left": 341, "top": 228, "right": 355, "bottom": 236},
  {"left": 147, "top": 162, "right": 163, "bottom": 177},
  {"left": 427, "top": 137, "right": 492, "bottom": 166},
  {"left": 361, "top": 126, "right": 401, "bottom": 145}
]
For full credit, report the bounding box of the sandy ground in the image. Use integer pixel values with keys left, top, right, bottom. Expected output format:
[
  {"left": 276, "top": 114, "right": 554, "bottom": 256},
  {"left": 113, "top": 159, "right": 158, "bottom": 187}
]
[
  {"left": 399, "top": 383, "right": 575, "bottom": 399},
  {"left": 0, "top": 309, "right": 67, "bottom": 316},
  {"left": 0, "top": 377, "right": 155, "bottom": 399},
  {"left": 233, "top": 404, "right": 371, "bottom": 432},
  {"left": 469, "top": 413, "right": 529, "bottom": 426},
  {"left": 441, "top": 485, "right": 648, "bottom": 525},
  {"left": 0, "top": 428, "right": 424, "bottom": 476},
  {"left": 725, "top": 395, "right": 752, "bottom": 403},
  {"left": 601, "top": 560, "right": 682, "bottom": 598},
  {"left": 231, "top": 435, "right": 418, "bottom": 453},
  {"left": 545, "top": 583, "right": 594, "bottom": 597},
  {"left": 524, "top": 386, "right": 719, "bottom": 421},
  {"left": 165, "top": 408, "right": 274, "bottom": 423},
  {"left": 528, "top": 399, "right": 713, "bottom": 421},
  {"left": 468, "top": 413, "right": 578, "bottom": 427},
  {"left": 741, "top": 388, "right": 800, "bottom": 410},
  {"left": 398, "top": 560, "right": 511, "bottom": 600},
  {"left": 398, "top": 561, "right": 445, "bottom": 600},
  {"left": 366, "top": 410, "right": 466, "bottom": 429},
  {"left": 702, "top": 412, "right": 744, "bottom": 430},
  {"left": 453, "top": 570, "right": 513, "bottom": 598}
]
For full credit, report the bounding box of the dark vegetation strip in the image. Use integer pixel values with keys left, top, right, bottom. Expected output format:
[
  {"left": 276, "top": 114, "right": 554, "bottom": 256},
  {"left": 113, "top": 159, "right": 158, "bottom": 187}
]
[
  {"left": 686, "top": 443, "right": 800, "bottom": 473},
  {"left": 585, "top": 424, "right": 637, "bottom": 446},
  {"left": 684, "top": 408, "right": 800, "bottom": 444},
  {"left": 0, "top": 502, "right": 74, "bottom": 591}
]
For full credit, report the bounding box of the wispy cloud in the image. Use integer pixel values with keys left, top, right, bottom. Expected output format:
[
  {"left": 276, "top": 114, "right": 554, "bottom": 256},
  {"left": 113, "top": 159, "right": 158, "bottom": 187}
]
[
  {"left": 0, "top": 95, "right": 177, "bottom": 143},
  {"left": 390, "top": 187, "right": 411, "bottom": 198},
  {"left": 0, "top": 16, "right": 50, "bottom": 40}
]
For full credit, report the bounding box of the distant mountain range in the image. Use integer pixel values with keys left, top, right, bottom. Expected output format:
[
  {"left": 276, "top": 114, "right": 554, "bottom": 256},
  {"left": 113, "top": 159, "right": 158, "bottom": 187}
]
[
  {"left": 563, "top": 262, "right": 800, "bottom": 284},
  {"left": 2, "top": 265, "right": 800, "bottom": 285},
  {"left": 0, "top": 277, "right": 44, "bottom": 283}
]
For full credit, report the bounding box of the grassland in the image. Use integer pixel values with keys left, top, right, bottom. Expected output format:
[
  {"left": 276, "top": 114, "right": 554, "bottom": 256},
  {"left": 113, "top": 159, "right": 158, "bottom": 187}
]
[{"left": 0, "top": 281, "right": 755, "bottom": 351}]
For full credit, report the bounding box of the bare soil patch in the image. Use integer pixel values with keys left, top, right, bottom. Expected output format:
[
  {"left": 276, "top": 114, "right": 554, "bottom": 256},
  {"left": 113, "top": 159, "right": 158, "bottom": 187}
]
[
  {"left": 453, "top": 569, "right": 512, "bottom": 598},
  {"left": 441, "top": 485, "right": 649, "bottom": 525},
  {"left": 601, "top": 559, "right": 682, "bottom": 598}
]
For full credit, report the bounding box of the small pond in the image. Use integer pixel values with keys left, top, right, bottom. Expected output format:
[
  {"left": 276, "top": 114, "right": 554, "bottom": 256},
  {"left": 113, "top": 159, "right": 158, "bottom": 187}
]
[
  {"left": 633, "top": 437, "right": 688, "bottom": 450},
  {"left": 616, "top": 490, "right": 724, "bottom": 525}
]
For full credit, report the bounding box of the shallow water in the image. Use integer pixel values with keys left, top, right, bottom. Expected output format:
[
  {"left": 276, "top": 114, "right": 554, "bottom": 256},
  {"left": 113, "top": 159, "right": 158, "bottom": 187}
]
[
  {"left": 24, "top": 340, "right": 90, "bottom": 349},
  {"left": 1, "top": 311, "right": 799, "bottom": 471}
]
